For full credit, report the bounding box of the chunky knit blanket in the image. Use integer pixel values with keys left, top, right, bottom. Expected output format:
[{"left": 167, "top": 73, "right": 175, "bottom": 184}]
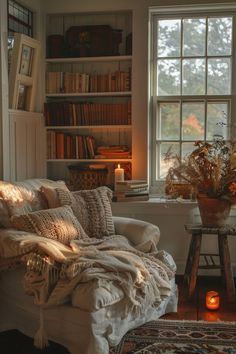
[
  {"left": 24, "top": 235, "right": 174, "bottom": 312},
  {"left": 1, "top": 231, "right": 175, "bottom": 349}
]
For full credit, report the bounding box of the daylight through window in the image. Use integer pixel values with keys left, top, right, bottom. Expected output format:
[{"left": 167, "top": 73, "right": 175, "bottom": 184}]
[{"left": 150, "top": 9, "right": 235, "bottom": 185}]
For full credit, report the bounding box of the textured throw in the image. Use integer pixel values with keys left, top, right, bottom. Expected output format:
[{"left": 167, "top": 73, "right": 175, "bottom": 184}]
[
  {"left": 110, "top": 319, "right": 236, "bottom": 354},
  {"left": 23, "top": 235, "right": 174, "bottom": 310}
]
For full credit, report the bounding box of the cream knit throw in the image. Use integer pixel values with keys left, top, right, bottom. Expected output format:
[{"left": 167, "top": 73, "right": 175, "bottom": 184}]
[{"left": 24, "top": 235, "right": 174, "bottom": 310}]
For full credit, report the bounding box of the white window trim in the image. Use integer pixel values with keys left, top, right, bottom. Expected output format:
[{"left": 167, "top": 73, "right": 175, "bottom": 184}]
[{"left": 148, "top": 2, "right": 236, "bottom": 195}]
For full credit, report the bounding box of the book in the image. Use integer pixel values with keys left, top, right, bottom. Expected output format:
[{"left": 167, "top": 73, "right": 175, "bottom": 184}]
[
  {"left": 115, "top": 183, "right": 148, "bottom": 192},
  {"left": 113, "top": 193, "right": 149, "bottom": 202},
  {"left": 116, "top": 179, "right": 147, "bottom": 185}
]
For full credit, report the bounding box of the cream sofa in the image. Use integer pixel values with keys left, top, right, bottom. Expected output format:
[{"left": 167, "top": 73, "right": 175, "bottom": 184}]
[{"left": 0, "top": 179, "right": 178, "bottom": 354}]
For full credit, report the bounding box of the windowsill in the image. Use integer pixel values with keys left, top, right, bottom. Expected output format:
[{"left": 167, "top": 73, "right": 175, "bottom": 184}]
[
  {"left": 112, "top": 195, "right": 197, "bottom": 205},
  {"left": 112, "top": 196, "right": 236, "bottom": 218}
]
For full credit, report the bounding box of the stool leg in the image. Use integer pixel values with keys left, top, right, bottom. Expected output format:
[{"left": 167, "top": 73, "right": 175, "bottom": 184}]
[
  {"left": 218, "top": 234, "right": 235, "bottom": 302},
  {"left": 184, "top": 232, "right": 202, "bottom": 298}
]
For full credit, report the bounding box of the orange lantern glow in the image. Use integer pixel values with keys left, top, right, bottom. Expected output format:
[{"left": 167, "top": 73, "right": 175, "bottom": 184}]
[{"left": 206, "top": 291, "right": 220, "bottom": 310}]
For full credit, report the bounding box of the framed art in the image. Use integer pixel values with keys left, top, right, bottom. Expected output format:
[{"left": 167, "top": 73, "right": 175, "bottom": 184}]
[
  {"left": 19, "top": 44, "right": 33, "bottom": 76},
  {"left": 9, "top": 33, "right": 40, "bottom": 111}
]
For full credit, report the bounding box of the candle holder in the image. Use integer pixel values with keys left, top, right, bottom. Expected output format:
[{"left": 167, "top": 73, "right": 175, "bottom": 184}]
[{"left": 205, "top": 291, "right": 220, "bottom": 310}]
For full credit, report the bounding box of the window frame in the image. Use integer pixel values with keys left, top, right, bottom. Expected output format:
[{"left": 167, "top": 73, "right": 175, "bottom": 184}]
[
  {"left": 149, "top": 4, "right": 236, "bottom": 193},
  {"left": 8, "top": 0, "right": 33, "bottom": 37}
]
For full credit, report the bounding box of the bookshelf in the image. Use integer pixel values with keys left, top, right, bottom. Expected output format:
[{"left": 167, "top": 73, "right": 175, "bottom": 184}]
[{"left": 45, "top": 11, "right": 133, "bottom": 186}]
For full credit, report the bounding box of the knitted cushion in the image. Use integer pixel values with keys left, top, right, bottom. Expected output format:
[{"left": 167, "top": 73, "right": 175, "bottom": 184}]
[
  {"left": 11, "top": 205, "right": 88, "bottom": 244},
  {"left": 41, "top": 186, "right": 115, "bottom": 238},
  {"left": 72, "top": 187, "right": 115, "bottom": 238},
  {"left": 40, "top": 182, "right": 70, "bottom": 208},
  {"left": 0, "top": 181, "right": 44, "bottom": 228},
  {"left": 0, "top": 179, "right": 68, "bottom": 228}
]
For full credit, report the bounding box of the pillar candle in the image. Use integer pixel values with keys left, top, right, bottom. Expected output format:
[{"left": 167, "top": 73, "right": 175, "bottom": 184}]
[{"left": 114, "top": 164, "right": 124, "bottom": 184}]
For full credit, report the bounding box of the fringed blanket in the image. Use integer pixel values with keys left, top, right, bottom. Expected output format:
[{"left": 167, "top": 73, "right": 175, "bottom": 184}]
[
  {"left": 1, "top": 231, "right": 175, "bottom": 350},
  {"left": 24, "top": 235, "right": 174, "bottom": 313}
]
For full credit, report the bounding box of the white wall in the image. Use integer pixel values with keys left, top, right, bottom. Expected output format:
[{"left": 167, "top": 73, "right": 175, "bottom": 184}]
[{"left": 0, "top": 0, "right": 44, "bottom": 180}]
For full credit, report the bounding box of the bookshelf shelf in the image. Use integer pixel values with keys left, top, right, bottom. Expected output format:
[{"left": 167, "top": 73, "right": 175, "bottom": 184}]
[
  {"left": 47, "top": 158, "right": 132, "bottom": 163},
  {"left": 46, "top": 91, "right": 132, "bottom": 97},
  {"left": 46, "top": 55, "right": 132, "bottom": 63},
  {"left": 45, "top": 10, "right": 133, "bottom": 183},
  {"left": 46, "top": 125, "right": 132, "bottom": 130}
]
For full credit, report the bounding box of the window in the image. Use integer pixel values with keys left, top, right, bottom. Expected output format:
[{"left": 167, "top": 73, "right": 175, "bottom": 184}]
[
  {"left": 8, "top": 0, "right": 33, "bottom": 37},
  {"left": 8, "top": 1, "right": 33, "bottom": 72},
  {"left": 150, "top": 5, "right": 236, "bottom": 189}
]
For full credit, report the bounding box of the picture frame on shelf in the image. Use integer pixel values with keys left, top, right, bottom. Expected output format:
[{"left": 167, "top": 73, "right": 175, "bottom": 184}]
[
  {"left": 19, "top": 44, "right": 33, "bottom": 76},
  {"left": 9, "top": 33, "right": 40, "bottom": 112}
]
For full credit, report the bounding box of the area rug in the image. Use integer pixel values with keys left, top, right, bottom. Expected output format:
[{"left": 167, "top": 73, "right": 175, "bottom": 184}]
[{"left": 109, "top": 319, "right": 236, "bottom": 354}]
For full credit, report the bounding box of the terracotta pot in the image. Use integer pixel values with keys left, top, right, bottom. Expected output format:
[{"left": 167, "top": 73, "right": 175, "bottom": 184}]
[{"left": 197, "top": 195, "right": 231, "bottom": 227}]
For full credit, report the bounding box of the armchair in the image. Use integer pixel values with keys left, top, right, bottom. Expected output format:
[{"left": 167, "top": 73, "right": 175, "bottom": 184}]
[{"left": 0, "top": 179, "right": 178, "bottom": 354}]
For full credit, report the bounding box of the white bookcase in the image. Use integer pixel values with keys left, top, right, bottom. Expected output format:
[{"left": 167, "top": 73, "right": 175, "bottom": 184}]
[{"left": 45, "top": 10, "right": 133, "bottom": 185}]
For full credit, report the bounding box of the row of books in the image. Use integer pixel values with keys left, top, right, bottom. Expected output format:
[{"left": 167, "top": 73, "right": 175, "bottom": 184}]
[
  {"left": 113, "top": 180, "right": 149, "bottom": 202},
  {"left": 47, "top": 131, "right": 96, "bottom": 159},
  {"left": 44, "top": 101, "right": 131, "bottom": 126},
  {"left": 46, "top": 70, "right": 131, "bottom": 94},
  {"left": 47, "top": 131, "right": 132, "bottom": 160}
]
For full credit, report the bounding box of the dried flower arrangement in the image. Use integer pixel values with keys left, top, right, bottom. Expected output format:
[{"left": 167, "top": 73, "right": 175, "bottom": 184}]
[{"left": 165, "top": 139, "right": 236, "bottom": 201}]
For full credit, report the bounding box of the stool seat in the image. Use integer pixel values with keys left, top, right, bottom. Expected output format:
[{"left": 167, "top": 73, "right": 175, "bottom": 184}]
[{"left": 184, "top": 223, "right": 236, "bottom": 302}]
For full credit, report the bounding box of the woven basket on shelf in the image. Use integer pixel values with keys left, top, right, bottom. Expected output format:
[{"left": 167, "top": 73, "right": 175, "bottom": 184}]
[{"left": 68, "top": 165, "right": 108, "bottom": 190}]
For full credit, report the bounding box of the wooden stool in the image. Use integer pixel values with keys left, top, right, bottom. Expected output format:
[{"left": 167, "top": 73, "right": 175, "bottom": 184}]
[{"left": 184, "top": 224, "right": 236, "bottom": 302}]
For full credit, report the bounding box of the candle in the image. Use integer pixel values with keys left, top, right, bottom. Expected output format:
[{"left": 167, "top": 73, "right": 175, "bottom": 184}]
[
  {"left": 114, "top": 164, "right": 124, "bottom": 185},
  {"left": 206, "top": 291, "right": 220, "bottom": 310}
]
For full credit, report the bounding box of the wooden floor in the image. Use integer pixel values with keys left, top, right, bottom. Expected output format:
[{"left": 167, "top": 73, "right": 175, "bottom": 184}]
[
  {"left": 1, "top": 276, "right": 236, "bottom": 354},
  {"left": 164, "top": 275, "right": 236, "bottom": 322}
]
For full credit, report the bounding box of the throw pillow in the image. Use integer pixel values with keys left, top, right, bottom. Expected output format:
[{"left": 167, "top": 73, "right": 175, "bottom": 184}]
[
  {"left": 72, "top": 187, "right": 115, "bottom": 238},
  {"left": 0, "top": 179, "right": 68, "bottom": 228},
  {"left": 0, "top": 181, "right": 42, "bottom": 228},
  {"left": 11, "top": 205, "right": 88, "bottom": 244},
  {"left": 40, "top": 181, "right": 71, "bottom": 208},
  {"left": 41, "top": 186, "right": 115, "bottom": 238}
]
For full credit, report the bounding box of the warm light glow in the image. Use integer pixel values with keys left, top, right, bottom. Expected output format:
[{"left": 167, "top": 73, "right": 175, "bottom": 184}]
[
  {"left": 206, "top": 291, "right": 220, "bottom": 310},
  {"left": 118, "top": 164, "right": 120, "bottom": 169}
]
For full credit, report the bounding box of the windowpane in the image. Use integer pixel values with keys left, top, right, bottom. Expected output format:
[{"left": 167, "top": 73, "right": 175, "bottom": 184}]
[
  {"left": 182, "top": 59, "right": 205, "bottom": 95},
  {"left": 159, "top": 142, "right": 180, "bottom": 179},
  {"left": 183, "top": 18, "right": 206, "bottom": 56},
  {"left": 158, "top": 103, "right": 180, "bottom": 140},
  {"left": 208, "top": 17, "right": 232, "bottom": 56},
  {"left": 182, "top": 142, "right": 196, "bottom": 158},
  {"left": 206, "top": 103, "right": 228, "bottom": 140},
  {"left": 182, "top": 103, "right": 205, "bottom": 140},
  {"left": 8, "top": 1, "right": 33, "bottom": 37},
  {"left": 157, "top": 19, "right": 181, "bottom": 57},
  {"left": 207, "top": 58, "right": 231, "bottom": 95},
  {"left": 157, "top": 59, "right": 180, "bottom": 95}
]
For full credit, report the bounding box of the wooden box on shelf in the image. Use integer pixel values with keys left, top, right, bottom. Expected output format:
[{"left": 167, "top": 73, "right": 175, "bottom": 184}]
[
  {"left": 68, "top": 164, "right": 108, "bottom": 190},
  {"left": 65, "top": 25, "right": 123, "bottom": 57}
]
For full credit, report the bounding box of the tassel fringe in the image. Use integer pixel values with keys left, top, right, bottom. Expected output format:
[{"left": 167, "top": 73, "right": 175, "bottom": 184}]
[{"left": 34, "top": 307, "right": 49, "bottom": 349}]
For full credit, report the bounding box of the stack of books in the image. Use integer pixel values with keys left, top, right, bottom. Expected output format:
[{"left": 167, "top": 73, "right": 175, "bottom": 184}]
[
  {"left": 96, "top": 145, "right": 131, "bottom": 159},
  {"left": 113, "top": 180, "right": 149, "bottom": 202}
]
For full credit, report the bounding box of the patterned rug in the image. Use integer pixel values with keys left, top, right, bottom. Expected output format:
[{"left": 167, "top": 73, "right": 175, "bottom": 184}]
[{"left": 109, "top": 319, "right": 236, "bottom": 354}]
